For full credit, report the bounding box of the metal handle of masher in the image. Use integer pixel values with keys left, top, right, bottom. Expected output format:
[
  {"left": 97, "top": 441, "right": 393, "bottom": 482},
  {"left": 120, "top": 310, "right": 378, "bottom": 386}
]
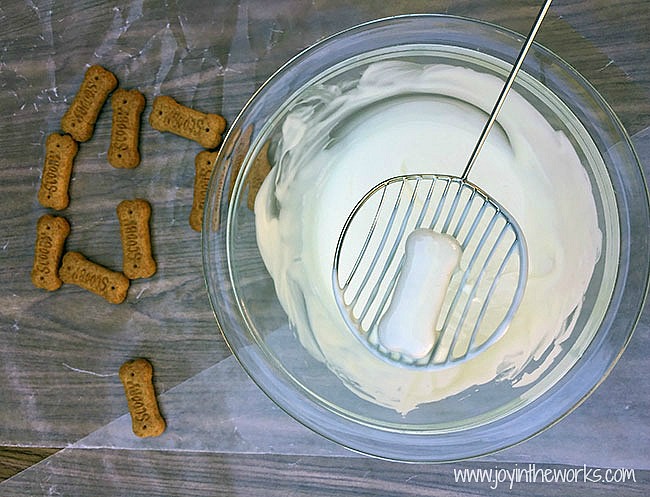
[
  {"left": 333, "top": 1, "right": 551, "bottom": 368},
  {"left": 461, "top": 0, "right": 553, "bottom": 180}
]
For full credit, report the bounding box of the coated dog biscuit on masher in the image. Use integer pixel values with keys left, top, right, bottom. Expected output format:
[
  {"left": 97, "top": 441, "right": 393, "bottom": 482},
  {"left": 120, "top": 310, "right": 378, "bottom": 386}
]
[
  {"left": 117, "top": 199, "right": 156, "bottom": 279},
  {"left": 189, "top": 150, "right": 218, "bottom": 232},
  {"left": 119, "top": 358, "right": 166, "bottom": 438},
  {"left": 59, "top": 251, "right": 129, "bottom": 304},
  {"left": 61, "top": 65, "right": 118, "bottom": 142},
  {"left": 31, "top": 214, "right": 70, "bottom": 291},
  {"left": 149, "top": 95, "right": 226, "bottom": 149},
  {"left": 108, "top": 88, "right": 146, "bottom": 168},
  {"left": 38, "top": 133, "right": 78, "bottom": 210}
]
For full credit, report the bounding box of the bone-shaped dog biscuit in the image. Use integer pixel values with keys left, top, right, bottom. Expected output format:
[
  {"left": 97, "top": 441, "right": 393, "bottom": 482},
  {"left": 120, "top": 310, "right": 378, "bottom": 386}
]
[
  {"left": 149, "top": 95, "right": 226, "bottom": 149},
  {"left": 31, "top": 214, "right": 70, "bottom": 291},
  {"left": 61, "top": 65, "right": 117, "bottom": 142},
  {"left": 59, "top": 251, "right": 129, "bottom": 304},
  {"left": 38, "top": 133, "right": 78, "bottom": 210},
  {"left": 108, "top": 89, "right": 146, "bottom": 168},
  {"left": 119, "top": 358, "right": 166, "bottom": 438},
  {"left": 117, "top": 199, "right": 156, "bottom": 279},
  {"left": 190, "top": 150, "right": 218, "bottom": 232},
  {"left": 247, "top": 140, "right": 272, "bottom": 211}
]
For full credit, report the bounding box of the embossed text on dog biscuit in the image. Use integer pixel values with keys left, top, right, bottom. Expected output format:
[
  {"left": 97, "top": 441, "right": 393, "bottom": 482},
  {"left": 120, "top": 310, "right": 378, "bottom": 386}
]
[
  {"left": 149, "top": 95, "right": 226, "bottom": 149},
  {"left": 117, "top": 199, "right": 156, "bottom": 279},
  {"left": 31, "top": 214, "right": 71, "bottom": 291},
  {"left": 38, "top": 133, "right": 78, "bottom": 210},
  {"left": 190, "top": 150, "right": 218, "bottom": 231},
  {"left": 108, "top": 88, "right": 146, "bottom": 168},
  {"left": 61, "top": 65, "right": 118, "bottom": 142},
  {"left": 119, "top": 358, "right": 166, "bottom": 438},
  {"left": 59, "top": 251, "right": 129, "bottom": 304}
]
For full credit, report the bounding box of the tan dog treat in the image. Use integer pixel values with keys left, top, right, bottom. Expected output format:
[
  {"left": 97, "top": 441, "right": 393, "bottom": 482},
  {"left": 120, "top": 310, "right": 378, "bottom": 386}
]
[
  {"left": 31, "top": 215, "right": 70, "bottom": 291},
  {"left": 190, "top": 150, "right": 218, "bottom": 231},
  {"left": 119, "top": 358, "right": 166, "bottom": 438},
  {"left": 117, "top": 199, "right": 156, "bottom": 279},
  {"left": 108, "top": 89, "right": 146, "bottom": 168},
  {"left": 59, "top": 251, "right": 129, "bottom": 304},
  {"left": 228, "top": 124, "right": 254, "bottom": 199},
  {"left": 207, "top": 154, "right": 229, "bottom": 232},
  {"left": 247, "top": 140, "right": 272, "bottom": 211},
  {"left": 61, "top": 65, "right": 118, "bottom": 142},
  {"left": 149, "top": 95, "right": 226, "bottom": 149},
  {"left": 38, "top": 133, "right": 78, "bottom": 210},
  {"left": 225, "top": 125, "right": 270, "bottom": 212}
]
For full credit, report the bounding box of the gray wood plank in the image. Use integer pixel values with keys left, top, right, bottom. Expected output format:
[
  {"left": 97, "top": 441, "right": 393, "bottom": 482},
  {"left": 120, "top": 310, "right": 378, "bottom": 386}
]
[{"left": 2, "top": 450, "right": 648, "bottom": 496}]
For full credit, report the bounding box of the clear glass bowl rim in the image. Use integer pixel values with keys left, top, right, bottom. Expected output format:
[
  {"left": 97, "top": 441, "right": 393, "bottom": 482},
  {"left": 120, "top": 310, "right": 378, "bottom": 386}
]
[{"left": 202, "top": 13, "right": 650, "bottom": 462}]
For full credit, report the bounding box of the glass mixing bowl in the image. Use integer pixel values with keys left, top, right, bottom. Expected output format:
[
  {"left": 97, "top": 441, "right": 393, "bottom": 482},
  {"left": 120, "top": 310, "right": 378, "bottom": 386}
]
[{"left": 202, "top": 15, "right": 650, "bottom": 462}]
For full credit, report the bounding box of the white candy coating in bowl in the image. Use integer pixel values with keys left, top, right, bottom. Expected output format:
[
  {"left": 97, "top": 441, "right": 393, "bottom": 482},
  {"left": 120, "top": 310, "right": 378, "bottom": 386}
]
[{"left": 202, "top": 15, "right": 650, "bottom": 462}]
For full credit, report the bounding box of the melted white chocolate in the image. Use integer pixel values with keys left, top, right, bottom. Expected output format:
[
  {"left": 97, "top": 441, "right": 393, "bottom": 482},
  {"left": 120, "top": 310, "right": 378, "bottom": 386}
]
[{"left": 254, "top": 61, "right": 601, "bottom": 414}]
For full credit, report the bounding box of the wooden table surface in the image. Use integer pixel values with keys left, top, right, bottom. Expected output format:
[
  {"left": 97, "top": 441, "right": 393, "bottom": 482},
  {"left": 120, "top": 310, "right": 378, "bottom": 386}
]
[{"left": 1, "top": 0, "right": 649, "bottom": 495}]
